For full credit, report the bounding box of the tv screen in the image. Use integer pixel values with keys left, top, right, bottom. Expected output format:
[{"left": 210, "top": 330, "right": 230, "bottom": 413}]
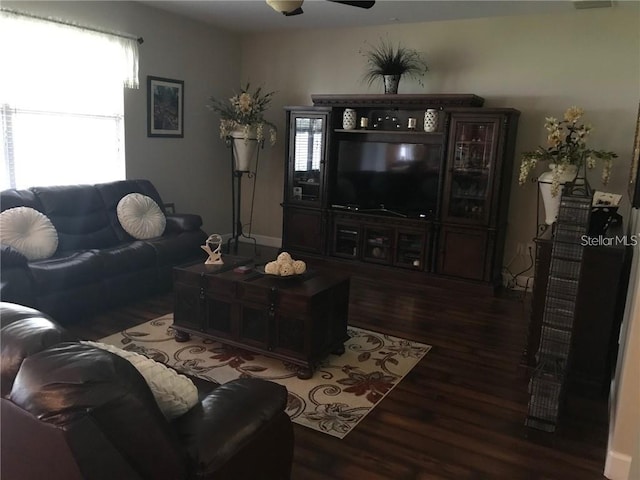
[{"left": 332, "top": 140, "right": 441, "bottom": 218}]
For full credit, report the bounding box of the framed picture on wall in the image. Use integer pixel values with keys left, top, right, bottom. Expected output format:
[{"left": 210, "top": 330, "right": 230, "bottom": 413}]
[
  {"left": 147, "top": 76, "right": 184, "bottom": 138},
  {"left": 629, "top": 102, "right": 640, "bottom": 208}
]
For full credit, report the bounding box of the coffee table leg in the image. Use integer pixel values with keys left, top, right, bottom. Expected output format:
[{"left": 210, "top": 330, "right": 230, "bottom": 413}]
[
  {"left": 297, "top": 366, "right": 313, "bottom": 380},
  {"left": 332, "top": 344, "right": 345, "bottom": 355},
  {"left": 174, "top": 329, "right": 191, "bottom": 342}
]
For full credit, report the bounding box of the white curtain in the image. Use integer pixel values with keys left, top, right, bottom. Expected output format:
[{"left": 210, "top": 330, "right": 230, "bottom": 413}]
[{"left": 0, "top": 10, "right": 139, "bottom": 190}]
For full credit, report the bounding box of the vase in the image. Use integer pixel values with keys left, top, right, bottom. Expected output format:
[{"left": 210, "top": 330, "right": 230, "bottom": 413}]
[
  {"left": 342, "top": 108, "right": 357, "bottom": 130},
  {"left": 423, "top": 109, "right": 438, "bottom": 132},
  {"left": 538, "top": 164, "right": 578, "bottom": 225},
  {"left": 383, "top": 75, "right": 400, "bottom": 94},
  {"left": 230, "top": 128, "right": 259, "bottom": 172}
]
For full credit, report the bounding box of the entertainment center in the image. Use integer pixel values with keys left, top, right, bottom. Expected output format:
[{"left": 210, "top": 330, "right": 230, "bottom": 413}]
[{"left": 281, "top": 94, "right": 520, "bottom": 290}]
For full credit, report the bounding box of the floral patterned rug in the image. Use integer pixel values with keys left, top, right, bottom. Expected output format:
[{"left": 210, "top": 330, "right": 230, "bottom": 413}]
[{"left": 100, "top": 314, "right": 431, "bottom": 439}]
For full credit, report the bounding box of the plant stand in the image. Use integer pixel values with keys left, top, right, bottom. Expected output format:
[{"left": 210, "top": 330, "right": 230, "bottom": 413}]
[{"left": 226, "top": 136, "right": 262, "bottom": 255}]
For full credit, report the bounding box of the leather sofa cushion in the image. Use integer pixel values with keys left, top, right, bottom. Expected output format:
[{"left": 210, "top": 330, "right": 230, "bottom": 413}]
[
  {"left": 0, "top": 303, "right": 74, "bottom": 396},
  {"left": 0, "top": 188, "right": 42, "bottom": 212},
  {"left": 29, "top": 251, "right": 103, "bottom": 292},
  {"left": 172, "top": 378, "right": 289, "bottom": 474},
  {"left": 146, "top": 230, "right": 208, "bottom": 266},
  {"left": 1, "top": 244, "right": 28, "bottom": 268},
  {"left": 97, "top": 241, "right": 157, "bottom": 276},
  {"left": 32, "top": 185, "right": 119, "bottom": 251},
  {"left": 165, "top": 213, "right": 203, "bottom": 233}
]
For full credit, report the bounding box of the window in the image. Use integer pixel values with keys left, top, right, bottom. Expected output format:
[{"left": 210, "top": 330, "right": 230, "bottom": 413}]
[{"left": 0, "top": 10, "right": 139, "bottom": 190}]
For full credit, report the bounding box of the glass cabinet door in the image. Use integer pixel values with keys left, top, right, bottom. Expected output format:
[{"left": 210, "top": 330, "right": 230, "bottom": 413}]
[
  {"left": 288, "top": 112, "right": 328, "bottom": 206},
  {"left": 443, "top": 116, "right": 499, "bottom": 224}
]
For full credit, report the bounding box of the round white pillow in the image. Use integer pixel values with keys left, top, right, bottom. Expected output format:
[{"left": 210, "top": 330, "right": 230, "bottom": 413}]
[
  {"left": 116, "top": 193, "right": 166, "bottom": 240},
  {"left": 0, "top": 206, "right": 58, "bottom": 260},
  {"left": 81, "top": 341, "right": 198, "bottom": 419}
]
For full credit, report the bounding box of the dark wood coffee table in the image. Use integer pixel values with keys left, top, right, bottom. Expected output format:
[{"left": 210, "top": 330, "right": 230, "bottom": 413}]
[{"left": 172, "top": 257, "right": 350, "bottom": 379}]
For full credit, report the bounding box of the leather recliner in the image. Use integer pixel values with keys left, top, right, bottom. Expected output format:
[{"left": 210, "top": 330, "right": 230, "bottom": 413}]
[{"left": 0, "top": 302, "right": 294, "bottom": 480}]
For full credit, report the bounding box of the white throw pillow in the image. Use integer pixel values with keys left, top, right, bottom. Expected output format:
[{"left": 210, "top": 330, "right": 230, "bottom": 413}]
[
  {"left": 0, "top": 206, "right": 58, "bottom": 260},
  {"left": 81, "top": 340, "right": 198, "bottom": 419},
  {"left": 116, "top": 193, "right": 166, "bottom": 240}
]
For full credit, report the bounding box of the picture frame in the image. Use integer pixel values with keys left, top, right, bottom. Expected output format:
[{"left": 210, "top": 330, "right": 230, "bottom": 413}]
[
  {"left": 629, "top": 102, "right": 640, "bottom": 208},
  {"left": 147, "top": 76, "right": 184, "bottom": 138}
]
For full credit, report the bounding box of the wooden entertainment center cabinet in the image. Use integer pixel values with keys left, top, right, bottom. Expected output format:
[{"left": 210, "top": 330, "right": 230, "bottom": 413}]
[{"left": 281, "top": 94, "right": 520, "bottom": 290}]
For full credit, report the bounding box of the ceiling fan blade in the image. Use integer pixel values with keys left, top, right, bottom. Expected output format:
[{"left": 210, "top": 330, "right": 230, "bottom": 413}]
[
  {"left": 328, "top": 0, "right": 375, "bottom": 9},
  {"left": 284, "top": 6, "right": 304, "bottom": 15}
]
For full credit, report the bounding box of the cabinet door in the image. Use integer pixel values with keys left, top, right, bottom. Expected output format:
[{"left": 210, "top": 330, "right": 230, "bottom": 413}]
[
  {"left": 363, "top": 226, "right": 393, "bottom": 265},
  {"left": 442, "top": 115, "right": 500, "bottom": 225},
  {"left": 437, "top": 225, "right": 488, "bottom": 280},
  {"left": 282, "top": 207, "right": 325, "bottom": 254},
  {"left": 394, "top": 228, "right": 428, "bottom": 270},
  {"left": 331, "top": 219, "right": 361, "bottom": 259},
  {"left": 286, "top": 110, "right": 329, "bottom": 207}
]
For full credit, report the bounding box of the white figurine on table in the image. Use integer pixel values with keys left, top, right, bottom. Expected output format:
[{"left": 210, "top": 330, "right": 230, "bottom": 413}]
[{"left": 201, "top": 234, "right": 224, "bottom": 265}]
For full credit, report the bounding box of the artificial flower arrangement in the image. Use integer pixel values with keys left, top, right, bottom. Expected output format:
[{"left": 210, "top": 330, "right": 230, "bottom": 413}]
[
  {"left": 518, "top": 106, "right": 617, "bottom": 196},
  {"left": 207, "top": 83, "right": 277, "bottom": 145}
]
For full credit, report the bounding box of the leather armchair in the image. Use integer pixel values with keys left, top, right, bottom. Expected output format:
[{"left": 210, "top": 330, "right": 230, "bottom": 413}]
[{"left": 0, "top": 302, "right": 294, "bottom": 480}]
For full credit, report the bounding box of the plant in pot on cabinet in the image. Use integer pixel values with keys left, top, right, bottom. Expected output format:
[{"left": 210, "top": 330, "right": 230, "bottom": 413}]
[
  {"left": 361, "top": 38, "right": 428, "bottom": 94},
  {"left": 207, "top": 83, "right": 277, "bottom": 171},
  {"left": 518, "top": 106, "right": 617, "bottom": 225}
]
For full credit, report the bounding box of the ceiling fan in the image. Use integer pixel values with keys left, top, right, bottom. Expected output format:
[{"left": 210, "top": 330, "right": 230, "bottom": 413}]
[{"left": 266, "top": 0, "right": 375, "bottom": 17}]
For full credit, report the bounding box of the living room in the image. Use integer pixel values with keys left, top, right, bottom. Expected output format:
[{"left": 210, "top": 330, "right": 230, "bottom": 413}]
[{"left": 1, "top": 1, "right": 639, "bottom": 479}]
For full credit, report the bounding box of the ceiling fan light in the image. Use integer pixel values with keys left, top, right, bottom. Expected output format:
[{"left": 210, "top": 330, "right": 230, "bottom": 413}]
[{"left": 266, "top": 0, "right": 304, "bottom": 14}]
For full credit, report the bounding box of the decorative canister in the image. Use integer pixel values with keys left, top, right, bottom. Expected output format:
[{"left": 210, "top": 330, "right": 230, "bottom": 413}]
[
  {"left": 342, "top": 108, "right": 357, "bottom": 130},
  {"left": 424, "top": 109, "right": 439, "bottom": 132}
]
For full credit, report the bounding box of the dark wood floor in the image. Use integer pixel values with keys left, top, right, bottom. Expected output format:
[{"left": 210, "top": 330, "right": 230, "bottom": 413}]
[{"left": 68, "top": 246, "right": 609, "bottom": 480}]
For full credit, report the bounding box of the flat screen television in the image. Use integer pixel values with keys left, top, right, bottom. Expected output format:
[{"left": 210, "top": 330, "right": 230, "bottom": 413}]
[{"left": 331, "top": 140, "right": 442, "bottom": 218}]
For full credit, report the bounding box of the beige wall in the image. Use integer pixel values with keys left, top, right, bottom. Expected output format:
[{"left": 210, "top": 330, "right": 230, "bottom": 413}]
[
  {"left": 4, "top": 0, "right": 241, "bottom": 235},
  {"left": 240, "top": 5, "right": 640, "bottom": 267}
]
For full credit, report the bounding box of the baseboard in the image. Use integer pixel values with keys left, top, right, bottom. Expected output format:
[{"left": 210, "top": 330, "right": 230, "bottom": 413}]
[{"left": 604, "top": 450, "right": 632, "bottom": 480}]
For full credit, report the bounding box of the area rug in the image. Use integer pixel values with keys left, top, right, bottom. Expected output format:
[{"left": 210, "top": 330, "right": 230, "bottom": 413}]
[{"left": 100, "top": 314, "right": 431, "bottom": 439}]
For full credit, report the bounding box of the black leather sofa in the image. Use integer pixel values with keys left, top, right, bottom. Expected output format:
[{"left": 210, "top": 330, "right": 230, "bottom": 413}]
[
  {"left": 0, "top": 302, "right": 294, "bottom": 480},
  {"left": 0, "top": 180, "right": 208, "bottom": 323}
]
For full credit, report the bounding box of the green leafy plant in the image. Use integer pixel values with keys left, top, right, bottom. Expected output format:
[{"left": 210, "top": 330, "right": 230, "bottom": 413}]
[
  {"left": 207, "top": 83, "right": 277, "bottom": 145},
  {"left": 519, "top": 106, "right": 617, "bottom": 196},
  {"left": 361, "top": 38, "right": 428, "bottom": 87}
]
